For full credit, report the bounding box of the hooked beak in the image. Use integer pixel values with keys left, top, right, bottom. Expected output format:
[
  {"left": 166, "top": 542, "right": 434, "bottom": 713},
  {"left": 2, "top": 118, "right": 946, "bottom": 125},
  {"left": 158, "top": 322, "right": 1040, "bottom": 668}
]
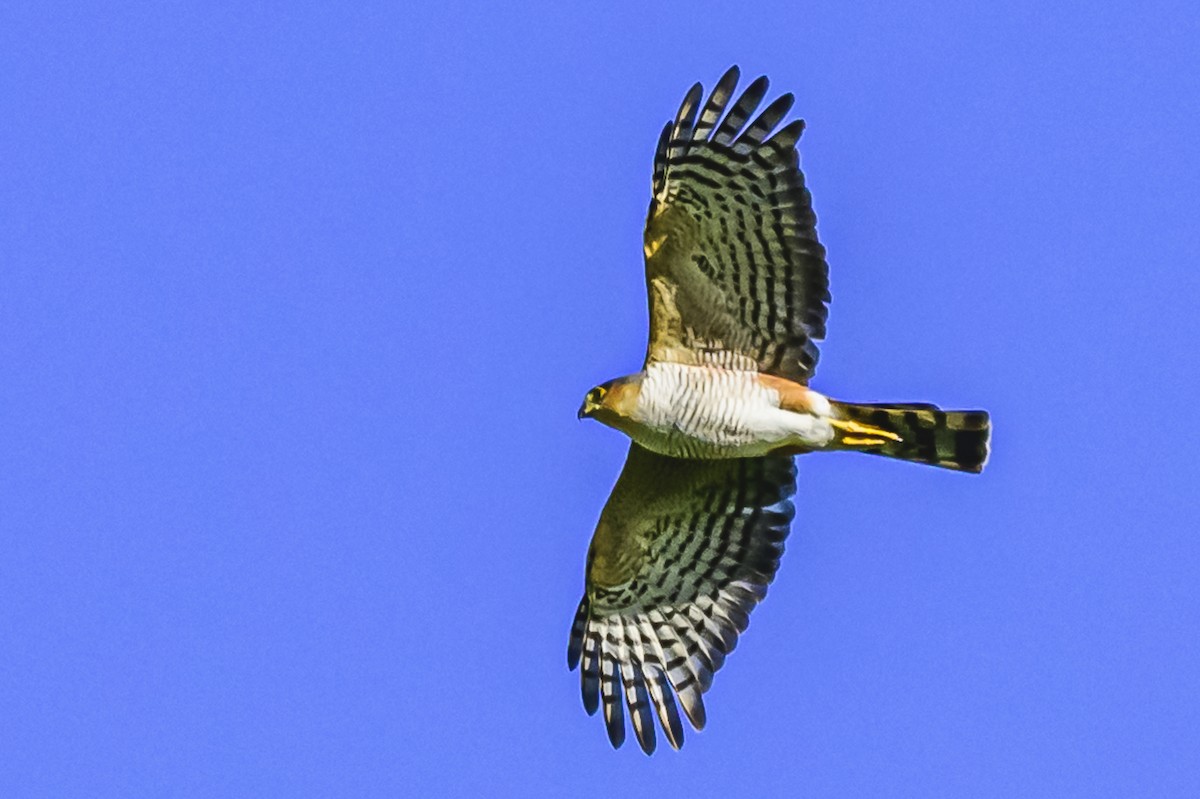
[{"left": 577, "top": 398, "right": 598, "bottom": 420}]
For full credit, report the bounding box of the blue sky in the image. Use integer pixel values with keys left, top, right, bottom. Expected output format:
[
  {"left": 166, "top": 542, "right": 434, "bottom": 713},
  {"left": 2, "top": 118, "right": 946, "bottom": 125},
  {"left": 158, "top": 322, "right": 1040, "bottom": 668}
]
[{"left": 3, "top": 1, "right": 1199, "bottom": 795}]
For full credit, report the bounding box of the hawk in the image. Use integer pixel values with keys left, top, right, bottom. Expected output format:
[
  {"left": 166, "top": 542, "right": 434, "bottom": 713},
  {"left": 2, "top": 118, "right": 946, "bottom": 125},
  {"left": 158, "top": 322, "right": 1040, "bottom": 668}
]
[{"left": 569, "top": 66, "right": 991, "bottom": 754}]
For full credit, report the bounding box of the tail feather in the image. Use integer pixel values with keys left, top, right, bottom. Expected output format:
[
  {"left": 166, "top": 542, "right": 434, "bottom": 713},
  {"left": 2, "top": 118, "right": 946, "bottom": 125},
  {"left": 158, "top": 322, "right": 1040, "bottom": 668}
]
[{"left": 830, "top": 401, "right": 991, "bottom": 473}]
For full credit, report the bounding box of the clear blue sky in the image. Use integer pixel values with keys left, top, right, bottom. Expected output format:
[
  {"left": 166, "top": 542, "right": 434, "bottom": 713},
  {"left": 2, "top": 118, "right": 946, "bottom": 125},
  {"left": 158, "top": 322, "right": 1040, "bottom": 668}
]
[{"left": 3, "top": 1, "right": 1198, "bottom": 796}]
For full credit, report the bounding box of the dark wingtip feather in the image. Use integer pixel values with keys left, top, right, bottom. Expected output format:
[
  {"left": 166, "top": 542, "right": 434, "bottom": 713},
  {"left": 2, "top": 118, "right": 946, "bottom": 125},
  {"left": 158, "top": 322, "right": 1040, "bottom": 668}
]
[
  {"left": 626, "top": 665, "right": 657, "bottom": 755},
  {"left": 767, "top": 118, "right": 807, "bottom": 154},
  {"left": 738, "top": 92, "right": 795, "bottom": 149},
  {"left": 651, "top": 121, "right": 672, "bottom": 198},
  {"left": 673, "top": 83, "right": 704, "bottom": 140},
  {"left": 665, "top": 83, "right": 705, "bottom": 168},
  {"left": 648, "top": 669, "right": 685, "bottom": 750},
  {"left": 567, "top": 597, "right": 588, "bottom": 670},
  {"left": 694, "top": 66, "right": 741, "bottom": 141},
  {"left": 714, "top": 74, "right": 769, "bottom": 145},
  {"left": 689, "top": 697, "right": 707, "bottom": 731},
  {"left": 580, "top": 631, "right": 601, "bottom": 715},
  {"left": 602, "top": 659, "right": 625, "bottom": 748}
]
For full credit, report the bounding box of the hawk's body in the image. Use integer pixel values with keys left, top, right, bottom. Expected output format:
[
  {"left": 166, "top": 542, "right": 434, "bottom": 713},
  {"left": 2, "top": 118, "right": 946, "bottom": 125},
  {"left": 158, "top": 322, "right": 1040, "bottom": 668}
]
[
  {"left": 597, "top": 362, "right": 834, "bottom": 460},
  {"left": 570, "top": 67, "right": 991, "bottom": 754}
]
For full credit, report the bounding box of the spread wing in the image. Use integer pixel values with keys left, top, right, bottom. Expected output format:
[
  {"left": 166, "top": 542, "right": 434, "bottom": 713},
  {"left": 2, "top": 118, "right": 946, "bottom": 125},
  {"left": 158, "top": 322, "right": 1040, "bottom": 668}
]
[
  {"left": 644, "top": 66, "right": 830, "bottom": 383},
  {"left": 567, "top": 444, "right": 796, "bottom": 753}
]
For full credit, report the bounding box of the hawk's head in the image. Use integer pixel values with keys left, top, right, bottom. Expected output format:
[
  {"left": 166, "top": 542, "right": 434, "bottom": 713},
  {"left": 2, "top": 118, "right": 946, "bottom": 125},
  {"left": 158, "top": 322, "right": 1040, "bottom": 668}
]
[{"left": 578, "top": 375, "right": 641, "bottom": 422}]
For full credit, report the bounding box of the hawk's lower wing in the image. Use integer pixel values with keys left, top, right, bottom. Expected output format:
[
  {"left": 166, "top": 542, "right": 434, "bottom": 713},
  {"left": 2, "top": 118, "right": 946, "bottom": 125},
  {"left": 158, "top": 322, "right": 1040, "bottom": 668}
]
[{"left": 568, "top": 444, "right": 796, "bottom": 753}]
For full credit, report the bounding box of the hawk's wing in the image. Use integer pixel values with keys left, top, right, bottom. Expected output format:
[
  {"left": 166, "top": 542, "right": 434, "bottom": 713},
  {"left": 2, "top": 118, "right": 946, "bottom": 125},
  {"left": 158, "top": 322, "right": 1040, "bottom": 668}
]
[
  {"left": 644, "top": 66, "right": 830, "bottom": 383},
  {"left": 567, "top": 444, "right": 796, "bottom": 753}
]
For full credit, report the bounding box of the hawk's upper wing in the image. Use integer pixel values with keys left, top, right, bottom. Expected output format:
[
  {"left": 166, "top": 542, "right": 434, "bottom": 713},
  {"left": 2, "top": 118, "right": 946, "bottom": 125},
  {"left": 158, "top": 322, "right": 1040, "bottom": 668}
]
[
  {"left": 567, "top": 444, "right": 796, "bottom": 753},
  {"left": 644, "top": 66, "right": 830, "bottom": 383}
]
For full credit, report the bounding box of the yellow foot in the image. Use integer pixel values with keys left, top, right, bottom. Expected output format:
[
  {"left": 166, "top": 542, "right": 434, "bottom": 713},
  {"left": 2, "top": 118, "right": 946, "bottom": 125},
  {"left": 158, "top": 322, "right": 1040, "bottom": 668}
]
[
  {"left": 828, "top": 418, "right": 903, "bottom": 443},
  {"left": 841, "top": 436, "right": 891, "bottom": 447}
]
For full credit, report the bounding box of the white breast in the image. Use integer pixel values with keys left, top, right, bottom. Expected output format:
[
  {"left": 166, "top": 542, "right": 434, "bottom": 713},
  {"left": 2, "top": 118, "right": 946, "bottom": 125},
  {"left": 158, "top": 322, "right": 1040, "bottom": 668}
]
[{"left": 633, "top": 362, "right": 833, "bottom": 458}]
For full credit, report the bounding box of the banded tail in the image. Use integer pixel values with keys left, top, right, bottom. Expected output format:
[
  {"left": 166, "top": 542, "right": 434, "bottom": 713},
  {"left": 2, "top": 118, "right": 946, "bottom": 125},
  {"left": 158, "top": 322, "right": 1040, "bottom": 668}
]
[{"left": 829, "top": 402, "right": 991, "bottom": 473}]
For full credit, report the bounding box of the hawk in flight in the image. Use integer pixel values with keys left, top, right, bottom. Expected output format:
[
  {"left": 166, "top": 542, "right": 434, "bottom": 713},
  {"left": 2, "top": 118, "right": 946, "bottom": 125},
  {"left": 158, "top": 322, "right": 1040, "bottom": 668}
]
[{"left": 569, "top": 67, "right": 990, "bottom": 753}]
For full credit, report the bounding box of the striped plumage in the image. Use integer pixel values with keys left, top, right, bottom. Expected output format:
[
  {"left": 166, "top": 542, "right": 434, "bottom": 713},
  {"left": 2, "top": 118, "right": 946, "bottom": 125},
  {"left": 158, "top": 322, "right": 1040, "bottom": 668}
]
[
  {"left": 829, "top": 401, "right": 991, "bottom": 473},
  {"left": 568, "top": 445, "right": 795, "bottom": 754},
  {"left": 629, "top": 362, "right": 833, "bottom": 459},
  {"left": 644, "top": 68, "right": 829, "bottom": 382},
  {"left": 572, "top": 67, "right": 991, "bottom": 753}
]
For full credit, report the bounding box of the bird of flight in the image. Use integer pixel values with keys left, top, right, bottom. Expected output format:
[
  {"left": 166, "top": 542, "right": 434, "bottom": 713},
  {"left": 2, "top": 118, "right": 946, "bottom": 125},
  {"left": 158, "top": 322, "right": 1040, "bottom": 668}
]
[{"left": 569, "top": 66, "right": 990, "bottom": 754}]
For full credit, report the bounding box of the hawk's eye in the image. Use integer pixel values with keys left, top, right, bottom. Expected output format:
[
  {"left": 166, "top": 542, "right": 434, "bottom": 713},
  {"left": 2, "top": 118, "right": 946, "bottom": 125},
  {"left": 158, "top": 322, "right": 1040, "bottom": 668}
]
[{"left": 593, "top": 386, "right": 607, "bottom": 401}]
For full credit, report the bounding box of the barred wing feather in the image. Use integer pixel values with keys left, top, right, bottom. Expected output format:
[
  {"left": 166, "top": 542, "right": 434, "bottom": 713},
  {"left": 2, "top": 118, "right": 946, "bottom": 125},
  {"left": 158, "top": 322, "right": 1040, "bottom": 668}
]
[
  {"left": 567, "top": 444, "right": 796, "bottom": 753},
  {"left": 644, "top": 65, "right": 830, "bottom": 382}
]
